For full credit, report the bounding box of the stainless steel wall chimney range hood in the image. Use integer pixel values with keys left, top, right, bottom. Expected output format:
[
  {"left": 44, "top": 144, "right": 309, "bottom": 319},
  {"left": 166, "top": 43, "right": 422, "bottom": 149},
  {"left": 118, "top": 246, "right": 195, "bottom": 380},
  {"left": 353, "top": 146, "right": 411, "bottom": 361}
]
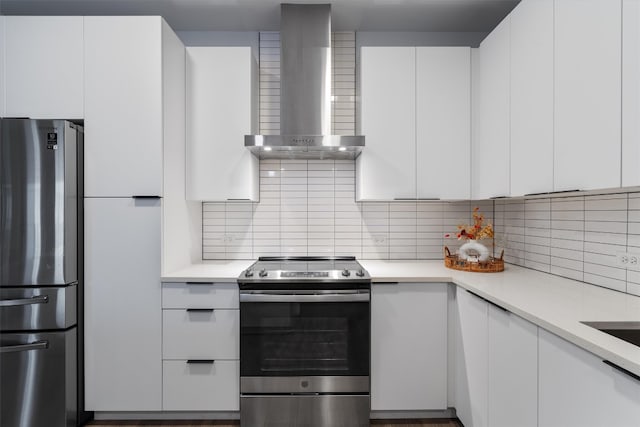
[{"left": 245, "top": 4, "right": 365, "bottom": 160}]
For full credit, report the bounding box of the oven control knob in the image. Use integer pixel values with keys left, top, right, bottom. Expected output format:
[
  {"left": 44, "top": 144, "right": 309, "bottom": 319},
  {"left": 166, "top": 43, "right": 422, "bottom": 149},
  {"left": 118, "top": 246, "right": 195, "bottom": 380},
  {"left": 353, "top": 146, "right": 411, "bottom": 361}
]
[
  {"left": 244, "top": 269, "right": 254, "bottom": 278},
  {"left": 341, "top": 269, "right": 351, "bottom": 277},
  {"left": 259, "top": 269, "right": 268, "bottom": 278},
  {"left": 356, "top": 269, "right": 365, "bottom": 277}
]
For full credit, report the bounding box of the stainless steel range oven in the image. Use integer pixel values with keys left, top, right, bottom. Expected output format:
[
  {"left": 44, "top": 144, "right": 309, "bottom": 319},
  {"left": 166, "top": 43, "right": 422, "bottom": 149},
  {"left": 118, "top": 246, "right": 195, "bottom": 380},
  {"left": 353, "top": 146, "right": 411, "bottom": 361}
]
[{"left": 238, "top": 257, "right": 371, "bottom": 427}]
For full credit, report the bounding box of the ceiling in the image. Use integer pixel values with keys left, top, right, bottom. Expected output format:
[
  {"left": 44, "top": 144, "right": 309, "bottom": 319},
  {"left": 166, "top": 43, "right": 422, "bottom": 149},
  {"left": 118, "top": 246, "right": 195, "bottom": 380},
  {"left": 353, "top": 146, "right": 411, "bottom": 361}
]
[{"left": 0, "top": 0, "right": 521, "bottom": 32}]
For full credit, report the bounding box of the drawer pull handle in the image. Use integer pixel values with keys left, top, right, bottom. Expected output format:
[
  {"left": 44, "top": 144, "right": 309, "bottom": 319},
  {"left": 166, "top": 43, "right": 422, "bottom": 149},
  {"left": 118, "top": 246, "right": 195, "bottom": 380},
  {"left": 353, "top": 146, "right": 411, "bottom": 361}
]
[
  {"left": 185, "top": 282, "right": 214, "bottom": 285},
  {"left": 603, "top": 360, "right": 640, "bottom": 382},
  {"left": 186, "top": 359, "right": 215, "bottom": 364},
  {"left": 467, "top": 290, "right": 509, "bottom": 313},
  {"left": 186, "top": 308, "right": 215, "bottom": 312}
]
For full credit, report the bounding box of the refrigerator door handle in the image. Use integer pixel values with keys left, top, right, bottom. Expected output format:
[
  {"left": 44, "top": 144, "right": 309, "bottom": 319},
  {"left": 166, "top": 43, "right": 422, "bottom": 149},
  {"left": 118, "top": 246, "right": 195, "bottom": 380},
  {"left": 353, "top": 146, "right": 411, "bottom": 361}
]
[
  {"left": 0, "top": 340, "right": 49, "bottom": 354},
  {"left": 0, "top": 295, "right": 49, "bottom": 307}
]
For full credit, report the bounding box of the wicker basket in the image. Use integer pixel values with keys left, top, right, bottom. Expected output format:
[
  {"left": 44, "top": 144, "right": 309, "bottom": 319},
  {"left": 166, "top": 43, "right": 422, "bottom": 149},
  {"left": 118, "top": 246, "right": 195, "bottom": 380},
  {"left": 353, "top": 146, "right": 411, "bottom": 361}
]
[{"left": 444, "top": 246, "right": 505, "bottom": 273}]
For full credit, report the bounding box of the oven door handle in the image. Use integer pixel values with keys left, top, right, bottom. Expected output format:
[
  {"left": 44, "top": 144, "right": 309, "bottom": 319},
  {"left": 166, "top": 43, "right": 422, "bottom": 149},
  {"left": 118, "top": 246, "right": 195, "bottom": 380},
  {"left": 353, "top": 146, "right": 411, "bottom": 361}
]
[{"left": 239, "top": 293, "right": 370, "bottom": 303}]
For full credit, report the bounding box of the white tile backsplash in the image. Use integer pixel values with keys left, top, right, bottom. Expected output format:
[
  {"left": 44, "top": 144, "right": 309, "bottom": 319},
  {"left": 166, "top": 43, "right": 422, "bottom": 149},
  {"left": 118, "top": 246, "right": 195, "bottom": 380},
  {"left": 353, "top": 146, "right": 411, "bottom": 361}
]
[
  {"left": 203, "top": 159, "right": 477, "bottom": 262},
  {"left": 495, "top": 191, "right": 640, "bottom": 296}
]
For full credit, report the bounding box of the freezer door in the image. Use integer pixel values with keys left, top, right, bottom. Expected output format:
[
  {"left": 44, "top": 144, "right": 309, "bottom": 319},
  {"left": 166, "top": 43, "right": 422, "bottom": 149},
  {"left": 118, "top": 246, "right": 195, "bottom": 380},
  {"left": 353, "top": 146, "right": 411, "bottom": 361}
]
[
  {"left": 0, "top": 119, "right": 78, "bottom": 287},
  {"left": 0, "top": 328, "right": 77, "bottom": 427},
  {"left": 0, "top": 285, "right": 76, "bottom": 331}
]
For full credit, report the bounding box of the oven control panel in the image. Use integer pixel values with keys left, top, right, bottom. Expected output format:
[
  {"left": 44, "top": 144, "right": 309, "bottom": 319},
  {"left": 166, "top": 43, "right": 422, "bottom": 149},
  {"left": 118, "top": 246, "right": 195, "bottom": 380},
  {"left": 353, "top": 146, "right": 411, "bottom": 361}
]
[{"left": 281, "top": 272, "right": 329, "bottom": 278}]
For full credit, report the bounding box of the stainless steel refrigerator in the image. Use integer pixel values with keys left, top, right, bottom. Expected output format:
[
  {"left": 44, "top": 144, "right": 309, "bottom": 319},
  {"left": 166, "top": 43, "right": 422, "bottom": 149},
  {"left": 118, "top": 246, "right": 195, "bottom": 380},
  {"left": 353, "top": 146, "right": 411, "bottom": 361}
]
[{"left": 0, "top": 118, "right": 90, "bottom": 426}]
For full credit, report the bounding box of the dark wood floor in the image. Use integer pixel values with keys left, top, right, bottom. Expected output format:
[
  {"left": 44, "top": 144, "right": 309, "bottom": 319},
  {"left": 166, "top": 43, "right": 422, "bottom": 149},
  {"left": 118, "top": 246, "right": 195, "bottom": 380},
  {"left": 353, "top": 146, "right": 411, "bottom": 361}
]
[{"left": 88, "top": 419, "right": 462, "bottom": 427}]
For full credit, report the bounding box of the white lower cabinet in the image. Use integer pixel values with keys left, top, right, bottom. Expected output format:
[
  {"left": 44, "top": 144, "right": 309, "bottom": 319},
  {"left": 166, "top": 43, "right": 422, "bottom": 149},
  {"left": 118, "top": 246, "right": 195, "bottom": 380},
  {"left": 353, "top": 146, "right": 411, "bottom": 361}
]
[
  {"left": 454, "top": 287, "right": 488, "bottom": 427},
  {"left": 84, "top": 198, "right": 162, "bottom": 411},
  {"left": 455, "top": 285, "right": 639, "bottom": 427},
  {"left": 161, "top": 281, "right": 240, "bottom": 411},
  {"left": 538, "top": 328, "right": 640, "bottom": 427},
  {"left": 162, "top": 282, "right": 239, "bottom": 309},
  {"left": 371, "top": 283, "right": 448, "bottom": 411},
  {"left": 163, "top": 360, "right": 239, "bottom": 411},
  {"left": 455, "top": 287, "right": 539, "bottom": 427},
  {"left": 163, "top": 309, "right": 239, "bottom": 359},
  {"left": 487, "top": 305, "right": 538, "bottom": 427}
]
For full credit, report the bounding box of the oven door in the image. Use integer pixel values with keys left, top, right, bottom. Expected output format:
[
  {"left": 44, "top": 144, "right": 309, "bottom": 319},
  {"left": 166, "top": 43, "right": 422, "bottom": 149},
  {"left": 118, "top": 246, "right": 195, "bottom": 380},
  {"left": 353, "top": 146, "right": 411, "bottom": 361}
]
[{"left": 240, "top": 289, "right": 370, "bottom": 384}]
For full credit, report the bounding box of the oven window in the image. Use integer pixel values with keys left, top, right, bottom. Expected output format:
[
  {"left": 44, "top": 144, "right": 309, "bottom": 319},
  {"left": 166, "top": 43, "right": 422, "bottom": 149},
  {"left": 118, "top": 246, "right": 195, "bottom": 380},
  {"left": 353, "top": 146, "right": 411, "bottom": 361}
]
[{"left": 240, "top": 301, "right": 369, "bottom": 377}]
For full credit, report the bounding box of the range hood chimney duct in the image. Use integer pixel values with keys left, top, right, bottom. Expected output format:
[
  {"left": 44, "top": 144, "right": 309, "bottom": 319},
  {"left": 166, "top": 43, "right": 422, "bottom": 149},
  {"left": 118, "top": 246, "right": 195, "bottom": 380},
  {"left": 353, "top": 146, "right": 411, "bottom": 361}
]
[
  {"left": 280, "top": 3, "right": 331, "bottom": 136},
  {"left": 244, "top": 3, "right": 365, "bottom": 160}
]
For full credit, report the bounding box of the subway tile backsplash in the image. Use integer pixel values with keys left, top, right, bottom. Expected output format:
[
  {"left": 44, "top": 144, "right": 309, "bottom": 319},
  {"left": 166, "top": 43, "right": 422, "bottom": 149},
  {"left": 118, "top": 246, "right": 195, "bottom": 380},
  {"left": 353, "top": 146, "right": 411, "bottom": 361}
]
[
  {"left": 203, "top": 166, "right": 640, "bottom": 297},
  {"left": 203, "top": 159, "right": 477, "bottom": 261},
  {"left": 494, "top": 192, "right": 640, "bottom": 297}
]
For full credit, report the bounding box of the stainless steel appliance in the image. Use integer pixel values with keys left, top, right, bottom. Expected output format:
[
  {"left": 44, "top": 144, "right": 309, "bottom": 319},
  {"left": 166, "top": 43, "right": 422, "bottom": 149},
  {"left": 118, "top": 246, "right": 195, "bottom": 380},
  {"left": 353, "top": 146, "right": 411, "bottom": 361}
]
[
  {"left": 238, "top": 256, "right": 371, "bottom": 427},
  {"left": 0, "top": 118, "right": 89, "bottom": 426},
  {"left": 244, "top": 4, "right": 365, "bottom": 160}
]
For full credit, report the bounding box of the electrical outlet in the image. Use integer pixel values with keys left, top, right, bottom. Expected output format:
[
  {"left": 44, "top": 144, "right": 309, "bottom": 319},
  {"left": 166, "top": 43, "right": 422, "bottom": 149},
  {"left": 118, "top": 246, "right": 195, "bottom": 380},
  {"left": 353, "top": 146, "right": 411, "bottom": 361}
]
[
  {"left": 617, "top": 252, "right": 630, "bottom": 268},
  {"left": 628, "top": 253, "right": 640, "bottom": 271},
  {"left": 372, "top": 234, "right": 387, "bottom": 246}
]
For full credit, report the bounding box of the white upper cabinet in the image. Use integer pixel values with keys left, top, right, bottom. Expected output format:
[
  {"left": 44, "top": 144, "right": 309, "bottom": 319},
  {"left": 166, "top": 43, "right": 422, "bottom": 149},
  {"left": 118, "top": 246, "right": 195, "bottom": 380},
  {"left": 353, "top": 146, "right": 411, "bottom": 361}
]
[
  {"left": 623, "top": 0, "right": 640, "bottom": 187},
  {"left": 473, "top": 16, "right": 511, "bottom": 199},
  {"left": 509, "top": 0, "right": 554, "bottom": 196},
  {"left": 416, "top": 47, "right": 471, "bottom": 200},
  {"left": 186, "top": 47, "right": 258, "bottom": 201},
  {"left": 538, "top": 328, "right": 640, "bottom": 427},
  {"left": 487, "top": 305, "right": 538, "bottom": 427},
  {"left": 4, "top": 16, "right": 84, "bottom": 119},
  {"left": 371, "top": 283, "right": 448, "bottom": 411},
  {"left": 358, "top": 47, "right": 416, "bottom": 201},
  {"left": 554, "top": 0, "right": 622, "bottom": 191},
  {"left": 84, "top": 17, "right": 176, "bottom": 197}
]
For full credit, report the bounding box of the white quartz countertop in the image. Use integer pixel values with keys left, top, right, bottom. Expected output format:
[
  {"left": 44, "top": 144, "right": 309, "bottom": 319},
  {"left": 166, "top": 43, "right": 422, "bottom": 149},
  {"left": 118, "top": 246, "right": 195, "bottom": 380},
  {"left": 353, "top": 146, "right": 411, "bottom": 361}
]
[{"left": 162, "top": 259, "right": 640, "bottom": 377}]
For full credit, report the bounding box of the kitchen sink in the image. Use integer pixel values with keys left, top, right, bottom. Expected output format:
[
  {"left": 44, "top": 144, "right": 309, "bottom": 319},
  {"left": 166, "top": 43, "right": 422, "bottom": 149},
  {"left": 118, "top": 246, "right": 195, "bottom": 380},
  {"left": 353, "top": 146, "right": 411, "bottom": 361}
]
[{"left": 581, "top": 321, "right": 640, "bottom": 348}]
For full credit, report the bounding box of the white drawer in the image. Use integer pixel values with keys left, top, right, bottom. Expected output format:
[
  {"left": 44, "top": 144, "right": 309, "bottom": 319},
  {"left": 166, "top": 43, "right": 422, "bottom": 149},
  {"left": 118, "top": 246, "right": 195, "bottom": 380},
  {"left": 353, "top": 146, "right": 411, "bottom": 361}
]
[
  {"left": 162, "top": 360, "right": 239, "bottom": 411},
  {"left": 162, "top": 309, "right": 239, "bottom": 359},
  {"left": 162, "top": 282, "right": 238, "bottom": 309}
]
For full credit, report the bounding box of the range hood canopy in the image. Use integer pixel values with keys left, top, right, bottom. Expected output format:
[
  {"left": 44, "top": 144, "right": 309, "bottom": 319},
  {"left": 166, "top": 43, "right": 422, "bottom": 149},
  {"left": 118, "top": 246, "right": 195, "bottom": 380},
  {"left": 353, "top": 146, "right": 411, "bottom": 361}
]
[{"left": 245, "top": 3, "right": 365, "bottom": 160}]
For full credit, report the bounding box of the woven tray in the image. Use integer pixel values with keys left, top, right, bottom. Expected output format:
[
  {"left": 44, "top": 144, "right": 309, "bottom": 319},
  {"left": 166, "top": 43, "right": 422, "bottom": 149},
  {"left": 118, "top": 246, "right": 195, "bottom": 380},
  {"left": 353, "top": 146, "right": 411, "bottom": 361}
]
[{"left": 444, "top": 246, "right": 505, "bottom": 273}]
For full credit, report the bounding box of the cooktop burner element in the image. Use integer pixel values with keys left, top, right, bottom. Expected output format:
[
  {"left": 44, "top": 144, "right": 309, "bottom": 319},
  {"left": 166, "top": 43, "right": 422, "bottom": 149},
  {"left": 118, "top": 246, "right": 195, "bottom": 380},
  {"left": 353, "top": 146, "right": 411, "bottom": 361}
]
[{"left": 237, "top": 256, "right": 371, "bottom": 289}]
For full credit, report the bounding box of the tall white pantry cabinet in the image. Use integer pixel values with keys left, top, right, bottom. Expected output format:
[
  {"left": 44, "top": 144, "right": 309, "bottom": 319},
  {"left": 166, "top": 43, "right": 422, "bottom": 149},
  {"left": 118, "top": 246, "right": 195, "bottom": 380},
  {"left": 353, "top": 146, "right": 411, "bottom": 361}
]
[{"left": 84, "top": 17, "right": 185, "bottom": 411}]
